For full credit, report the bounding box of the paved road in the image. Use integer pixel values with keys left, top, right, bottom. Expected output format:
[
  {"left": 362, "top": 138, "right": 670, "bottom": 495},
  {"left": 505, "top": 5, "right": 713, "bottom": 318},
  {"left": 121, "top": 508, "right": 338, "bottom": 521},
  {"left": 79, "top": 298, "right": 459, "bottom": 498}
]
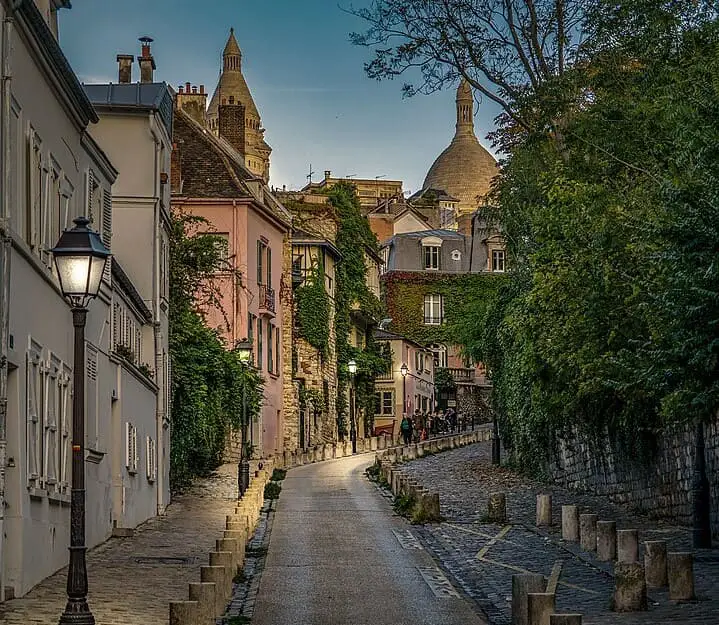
[{"left": 252, "top": 454, "right": 487, "bottom": 625}]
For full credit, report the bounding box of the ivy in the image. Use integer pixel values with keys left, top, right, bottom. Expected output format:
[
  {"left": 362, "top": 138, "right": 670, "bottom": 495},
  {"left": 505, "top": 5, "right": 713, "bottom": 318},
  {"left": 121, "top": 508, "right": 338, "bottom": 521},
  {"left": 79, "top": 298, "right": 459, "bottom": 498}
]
[
  {"left": 169, "top": 211, "right": 264, "bottom": 490},
  {"left": 295, "top": 260, "right": 331, "bottom": 355}
]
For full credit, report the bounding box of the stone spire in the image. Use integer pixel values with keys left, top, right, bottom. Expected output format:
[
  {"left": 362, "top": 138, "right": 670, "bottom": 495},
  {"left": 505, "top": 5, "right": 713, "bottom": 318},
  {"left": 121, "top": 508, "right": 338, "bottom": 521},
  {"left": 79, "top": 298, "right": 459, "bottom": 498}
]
[
  {"left": 456, "top": 79, "right": 474, "bottom": 136},
  {"left": 223, "top": 27, "right": 242, "bottom": 72}
]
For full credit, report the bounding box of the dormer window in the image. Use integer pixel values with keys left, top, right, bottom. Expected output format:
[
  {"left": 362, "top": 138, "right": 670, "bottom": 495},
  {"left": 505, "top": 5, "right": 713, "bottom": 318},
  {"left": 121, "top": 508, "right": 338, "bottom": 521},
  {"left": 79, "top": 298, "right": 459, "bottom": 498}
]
[{"left": 421, "top": 236, "right": 443, "bottom": 271}]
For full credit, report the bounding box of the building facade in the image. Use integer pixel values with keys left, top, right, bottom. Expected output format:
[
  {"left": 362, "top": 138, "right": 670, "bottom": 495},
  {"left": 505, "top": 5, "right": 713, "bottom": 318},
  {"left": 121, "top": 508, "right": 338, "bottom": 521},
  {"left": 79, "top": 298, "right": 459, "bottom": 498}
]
[
  {"left": 172, "top": 92, "right": 292, "bottom": 458},
  {"left": 0, "top": 0, "right": 163, "bottom": 599},
  {"left": 302, "top": 170, "right": 404, "bottom": 215}
]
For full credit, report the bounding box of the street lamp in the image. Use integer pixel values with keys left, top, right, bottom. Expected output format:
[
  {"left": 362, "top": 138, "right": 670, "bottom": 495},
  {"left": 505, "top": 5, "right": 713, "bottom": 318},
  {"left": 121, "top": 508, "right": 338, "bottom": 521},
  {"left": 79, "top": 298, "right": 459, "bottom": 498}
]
[
  {"left": 692, "top": 420, "right": 711, "bottom": 548},
  {"left": 348, "top": 359, "right": 357, "bottom": 453},
  {"left": 235, "top": 339, "right": 253, "bottom": 498},
  {"left": 400, "top": 363, "right": 408, "bottom": 442},
  {"left": 51, "top": 216, "right": 110, "bottom": 625}
]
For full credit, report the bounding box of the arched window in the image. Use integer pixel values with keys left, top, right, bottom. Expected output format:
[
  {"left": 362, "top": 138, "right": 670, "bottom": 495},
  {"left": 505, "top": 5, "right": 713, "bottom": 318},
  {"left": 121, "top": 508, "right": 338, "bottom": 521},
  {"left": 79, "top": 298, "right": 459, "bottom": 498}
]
[{"left": 428, "top": 343, "right": 448, "bottom": 368}]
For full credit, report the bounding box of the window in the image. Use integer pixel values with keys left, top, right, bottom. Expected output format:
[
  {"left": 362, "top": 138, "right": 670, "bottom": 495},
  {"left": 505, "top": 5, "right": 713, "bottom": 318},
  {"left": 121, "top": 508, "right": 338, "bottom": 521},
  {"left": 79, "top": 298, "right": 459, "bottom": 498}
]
[
  {"left": 275, "top": 327, "right": 281, "bottom": 374},
  {"left": 257, "top": 240, "right": 264, "bottom": 284},
  {"left": 125, "top": 422, "right": 138, "bottom": 474},
  {"left": 415, "top": 350, "right": 424, "bottom": 373},
  {"left": 267, "top": 246, "right": 272, "bottom": 287},
  {"left": 268, "top": 323, "right": 274, "bottom": 373},
  {"left": 248, "top": 313, "right": 255, "bottom": 365},
  {"left": 374, "top": 391, "right": 394, "bottom": 416},
  {"left": 424, "top": 245, "right": 440, "bottom": 270},
  {"left": 424, "top": 294, "right": 443, "bottom": 325},
  {"left": 492, "top": 249, "right": 506, "bottom": 272},
  {"left": 146, "top": 436, "right": 157, "bottom": 482},
  {"left": 451, "top": 250, "right": 462, "bottom": 261},
  {"left": 9, "top": 99, "right": 25, "bottom": 240},
  {"left": 257, "top": 318, "right": 263, "bottom": 370},
  {"left": 257, "top": 240, "right": 271, "bottom": 285},
  {"left": 28, "top": 128, "right": 43, "bottom": 251}
]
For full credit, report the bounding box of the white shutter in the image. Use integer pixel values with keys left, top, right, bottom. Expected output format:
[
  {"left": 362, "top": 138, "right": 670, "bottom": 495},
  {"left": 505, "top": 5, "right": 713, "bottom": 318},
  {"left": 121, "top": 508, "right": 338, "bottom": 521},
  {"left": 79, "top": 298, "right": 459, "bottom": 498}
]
[
  {"left": 86, "top": 345, "right": 98, "bottom": 450},
  {"left": 126, "top": 423, "right": 138, "bottom": 473},
  {"left": 101, "top": 189, "right": 112, "bottom": 284},
  {"left": 146, "top": 436, "right": 157, "bottom": 482},
  {"left": 59, "top": 368, "right": 71, "bottom": 491},
  {"left": 86, "top": 169, "right": 95, "bottom": 222},
  {"left": 26, "top": 352, "right": 41, "bottom": 483}
]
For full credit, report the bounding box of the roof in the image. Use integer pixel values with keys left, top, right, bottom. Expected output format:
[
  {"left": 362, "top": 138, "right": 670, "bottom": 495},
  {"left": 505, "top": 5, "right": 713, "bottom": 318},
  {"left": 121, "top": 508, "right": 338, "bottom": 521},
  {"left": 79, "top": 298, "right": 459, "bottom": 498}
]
[
  {"left": 172, "top": 108, "right": 291, "bottom": 227},
  {"left": 409, "top": 187, "right": 460, "bottom": 203},
  {"left": 208, "top": 30, "right": 260, "bottom": 119},
  {"left": 111, "top": 259, "right": 152, "bottom": 321},
  {"left": 374, "top": 328, "right": 426, "bottom": 349},
  {"left": 15, "top": 0, "right": 97, "bottom": 125},
  {"left": 292, "top": 228, "right": 341, "bottom": 259},
  {"left": 83, "top": 82, "right": 174, "bottom": 138},
  {"left": 393, "top": 228, "right": 465, "bottom": 241},
  {"left": 224, "top": 28, "right": 242, "bottom": 57}
]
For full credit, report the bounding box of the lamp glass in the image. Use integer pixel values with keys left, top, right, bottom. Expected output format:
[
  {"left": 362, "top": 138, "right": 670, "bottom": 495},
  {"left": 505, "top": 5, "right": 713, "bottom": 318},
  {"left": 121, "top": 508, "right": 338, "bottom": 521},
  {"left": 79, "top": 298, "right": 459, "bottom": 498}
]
[
  {"left": 348, "top": 359, "right": 357, "bottom": 375},
  {"left": 236, "top": 340, "right": 253, "bottom": 364},
  {"left": 54, "top": 254, "right": 106, "bottom": 300},
  {"left": 400, "top": 363, "right": 408, "bottom": 377}
]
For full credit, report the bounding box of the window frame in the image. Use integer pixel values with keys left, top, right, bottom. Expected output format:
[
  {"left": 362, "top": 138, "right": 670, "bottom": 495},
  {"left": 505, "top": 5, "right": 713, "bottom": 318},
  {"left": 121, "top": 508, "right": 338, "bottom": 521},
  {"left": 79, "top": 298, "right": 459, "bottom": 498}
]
[{"left": 423, "top": 294, "right": 444, "bottom": 325}]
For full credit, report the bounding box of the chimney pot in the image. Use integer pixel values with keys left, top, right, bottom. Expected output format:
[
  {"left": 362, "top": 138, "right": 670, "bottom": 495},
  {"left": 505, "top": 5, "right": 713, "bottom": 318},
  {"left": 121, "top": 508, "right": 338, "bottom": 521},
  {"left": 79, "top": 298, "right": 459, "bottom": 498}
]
[
  {"left": 178, "top": 85, "right": 184, "bottom": 94},
  {"left": 229, "top": 96, "right": 235, "bottom": 104},
  {"left": 192, "top": 86, "right": 197, "bottom": 94},
  {"left": 185, "top": 82, "right": 191, "bottom": 92},
  {"left": 137, "top": 37, "right": 156, "bottom": 83},
  {"left": 325, "top": 170, "right": 331, "bottom": 180},
  {"left": 116, "top": 54, "right": 134, "bottom": 84},
  {"left": 200, "top": 85, "right": 205, "bottom": 94}
]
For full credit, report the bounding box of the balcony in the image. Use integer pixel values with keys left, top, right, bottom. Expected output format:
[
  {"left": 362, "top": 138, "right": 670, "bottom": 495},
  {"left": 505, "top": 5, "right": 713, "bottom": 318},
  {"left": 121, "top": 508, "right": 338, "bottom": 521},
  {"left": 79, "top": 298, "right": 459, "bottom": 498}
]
[
  {"left": 439, "top": 367, "right": 475, "bottom": 384},
  {"left": 259, "top": 284, "right": 276, "bottom": 315}
]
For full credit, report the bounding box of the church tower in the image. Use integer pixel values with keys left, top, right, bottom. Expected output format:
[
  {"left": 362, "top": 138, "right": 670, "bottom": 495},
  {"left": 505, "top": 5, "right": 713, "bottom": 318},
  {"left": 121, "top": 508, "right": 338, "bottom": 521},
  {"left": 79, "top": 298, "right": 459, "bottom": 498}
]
[{"left": 207, "top": 28, "right": 271, "bottom": 182}]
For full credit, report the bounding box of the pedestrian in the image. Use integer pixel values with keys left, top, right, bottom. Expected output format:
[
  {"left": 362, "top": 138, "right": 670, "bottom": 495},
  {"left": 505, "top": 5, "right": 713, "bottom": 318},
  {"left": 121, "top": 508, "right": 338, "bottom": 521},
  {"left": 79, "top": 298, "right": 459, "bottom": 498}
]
[{"left": 400, "top": 414, "right": 412, "bottom": 445}]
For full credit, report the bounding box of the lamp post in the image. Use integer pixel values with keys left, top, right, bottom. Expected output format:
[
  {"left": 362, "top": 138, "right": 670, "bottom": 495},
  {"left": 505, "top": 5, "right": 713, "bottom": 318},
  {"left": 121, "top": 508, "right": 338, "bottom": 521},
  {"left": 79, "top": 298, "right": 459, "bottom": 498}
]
[
  {"left": 400, "top": 363, "right": 408, "bottom": 442},
  {"left": 235, "top": 339, "right": 253, "bottom": 498},
  {"left": 692, "top": 420, "right": 712, "bottom": 548},
  {"left": 51, "top": 216, "right": 111, "bottom": 625},
  {"left": 348, "top": 359, "right": 357, "bottom": 454}
]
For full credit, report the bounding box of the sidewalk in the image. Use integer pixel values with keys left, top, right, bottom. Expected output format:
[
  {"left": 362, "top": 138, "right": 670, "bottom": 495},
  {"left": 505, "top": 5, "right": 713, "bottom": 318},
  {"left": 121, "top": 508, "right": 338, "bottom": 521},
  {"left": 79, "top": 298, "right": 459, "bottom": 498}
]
[
  {"left": 0, "top": 463, "right": 245, "bottom": 625},
  {"left": 402, "top": 442, "right": 719, "bottom": 625}
]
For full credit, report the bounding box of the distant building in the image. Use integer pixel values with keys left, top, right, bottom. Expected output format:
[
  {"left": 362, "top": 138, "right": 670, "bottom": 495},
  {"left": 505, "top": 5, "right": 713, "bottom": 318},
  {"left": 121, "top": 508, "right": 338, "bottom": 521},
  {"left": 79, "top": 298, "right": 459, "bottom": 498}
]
[{"left": 302, "top": 170, "right": 404, "bottom": 215}]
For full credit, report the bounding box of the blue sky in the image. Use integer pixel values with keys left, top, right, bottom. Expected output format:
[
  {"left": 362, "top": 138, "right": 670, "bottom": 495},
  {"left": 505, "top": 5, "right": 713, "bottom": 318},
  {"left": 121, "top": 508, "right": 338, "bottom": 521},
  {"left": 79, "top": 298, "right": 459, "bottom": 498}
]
[{"left": 60, "top": 0, "right": 499, "bottom": 194}]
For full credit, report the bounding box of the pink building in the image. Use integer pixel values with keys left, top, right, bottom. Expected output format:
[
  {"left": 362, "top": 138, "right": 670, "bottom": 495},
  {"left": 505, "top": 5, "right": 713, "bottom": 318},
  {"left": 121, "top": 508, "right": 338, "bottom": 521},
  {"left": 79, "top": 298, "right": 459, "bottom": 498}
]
[{"left": 171, "top": 104, "right": 291, "bottom": 457}]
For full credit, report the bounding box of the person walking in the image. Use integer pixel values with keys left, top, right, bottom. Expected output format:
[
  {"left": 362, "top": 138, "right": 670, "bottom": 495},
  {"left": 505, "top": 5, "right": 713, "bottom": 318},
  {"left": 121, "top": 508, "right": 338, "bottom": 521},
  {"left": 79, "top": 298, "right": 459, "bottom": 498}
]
[{"left": 400, "top": 414, "right": 412, "bottom": 445}]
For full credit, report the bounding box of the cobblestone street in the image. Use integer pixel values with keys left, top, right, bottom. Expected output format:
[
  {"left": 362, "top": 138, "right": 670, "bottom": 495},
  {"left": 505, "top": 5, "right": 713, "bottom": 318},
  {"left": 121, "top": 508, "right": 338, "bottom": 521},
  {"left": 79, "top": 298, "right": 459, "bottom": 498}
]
[
  {"left": 402, "top": 442, "right": 719, "bottom": 625},
  {"left": 0, "top": 464, "right": 246, "bottom": 625}
]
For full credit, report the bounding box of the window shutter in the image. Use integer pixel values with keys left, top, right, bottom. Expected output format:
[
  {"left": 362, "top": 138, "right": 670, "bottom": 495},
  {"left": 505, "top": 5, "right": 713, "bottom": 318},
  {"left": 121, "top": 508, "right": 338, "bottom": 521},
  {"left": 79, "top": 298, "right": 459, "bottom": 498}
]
[
  {"left": 86, "top": 345, "right": 98, "bottom": 450},
  {"left": 86, "top": 169, "right": 95, "bottom": 222},
  {"left": 267, "top": 247, "right": 272, "bottom": 287},
  {"left": 26, "top": 353, "right": 40, "bottom": 482},
  {"left": 256, "top": 240, "right": 263, "bottom": 284},
  {"left": 146, "top": 436, "right": 157, "bottom": 481}
]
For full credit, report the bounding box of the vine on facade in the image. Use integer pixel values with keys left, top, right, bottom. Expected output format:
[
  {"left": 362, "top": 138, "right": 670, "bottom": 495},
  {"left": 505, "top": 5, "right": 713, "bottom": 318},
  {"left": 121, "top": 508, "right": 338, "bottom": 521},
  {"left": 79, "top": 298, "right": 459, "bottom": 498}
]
[{"left": 295, "top": 260, "right": 331, "bottom": 355}]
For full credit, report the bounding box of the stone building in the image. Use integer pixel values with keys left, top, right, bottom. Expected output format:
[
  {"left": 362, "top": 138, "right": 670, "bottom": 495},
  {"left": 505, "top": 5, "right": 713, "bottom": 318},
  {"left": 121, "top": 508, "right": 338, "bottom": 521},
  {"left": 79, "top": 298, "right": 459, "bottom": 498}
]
[
  {"left": 206, "top": 28, "right": 271, "bottom": 183},
  {"left": 302, "top": 170, "right": 404, "bottom": 215},
  {"left": 421, "top": 80, "right": 498, "bottom": 234},
  {"left": 0, "top": 2, "right": 166, "bottom": 599}
]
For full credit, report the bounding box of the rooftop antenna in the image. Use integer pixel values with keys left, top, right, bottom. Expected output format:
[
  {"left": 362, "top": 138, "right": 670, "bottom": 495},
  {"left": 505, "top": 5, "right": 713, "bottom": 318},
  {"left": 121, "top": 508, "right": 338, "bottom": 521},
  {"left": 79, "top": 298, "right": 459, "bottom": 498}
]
[
  {"left": 346, "top": 174, "right": 357, "bottom": 179},
  {"left": 375, "top": 175, "right": 386, "bottom": 180},
  {"left": 307, "top": 163, "right": 315, "bottom": 185}
]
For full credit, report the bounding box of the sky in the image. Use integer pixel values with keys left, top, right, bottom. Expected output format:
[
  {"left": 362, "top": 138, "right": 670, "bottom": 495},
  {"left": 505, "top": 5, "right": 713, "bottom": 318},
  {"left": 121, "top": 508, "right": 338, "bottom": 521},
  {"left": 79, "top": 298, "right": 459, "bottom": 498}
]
[{"left": 60, "top": 0, "right": 500, "bottom": 195}]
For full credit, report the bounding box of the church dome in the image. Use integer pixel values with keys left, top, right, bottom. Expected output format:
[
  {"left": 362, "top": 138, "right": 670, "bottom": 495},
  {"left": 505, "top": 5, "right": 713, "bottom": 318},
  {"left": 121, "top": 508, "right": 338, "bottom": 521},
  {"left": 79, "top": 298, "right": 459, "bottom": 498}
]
[{"left": 422, "top": 80, "right": 498, "bottom": 213}]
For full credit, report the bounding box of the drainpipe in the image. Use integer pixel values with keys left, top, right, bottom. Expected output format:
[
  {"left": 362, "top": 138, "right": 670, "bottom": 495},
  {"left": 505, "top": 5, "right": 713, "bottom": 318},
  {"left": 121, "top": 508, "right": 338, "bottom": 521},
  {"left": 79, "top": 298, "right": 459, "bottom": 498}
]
[{"left": 0, "top": 11, "right": 14, "bottom": 602}]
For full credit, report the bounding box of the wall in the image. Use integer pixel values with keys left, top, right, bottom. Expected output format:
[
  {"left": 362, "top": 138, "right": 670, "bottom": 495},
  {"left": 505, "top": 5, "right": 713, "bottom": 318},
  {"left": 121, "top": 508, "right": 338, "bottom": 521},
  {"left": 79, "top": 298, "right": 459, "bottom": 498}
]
[{"left": 550, "top": 419, "right": 719, "bottom": 534}]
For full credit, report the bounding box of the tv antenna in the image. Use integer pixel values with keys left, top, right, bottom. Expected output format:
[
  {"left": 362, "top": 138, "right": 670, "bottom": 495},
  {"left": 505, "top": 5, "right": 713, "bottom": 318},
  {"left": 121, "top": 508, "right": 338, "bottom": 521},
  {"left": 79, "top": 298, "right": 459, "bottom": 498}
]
[{"left": 307, "top": 164, "right": 315, "bottom": 185}]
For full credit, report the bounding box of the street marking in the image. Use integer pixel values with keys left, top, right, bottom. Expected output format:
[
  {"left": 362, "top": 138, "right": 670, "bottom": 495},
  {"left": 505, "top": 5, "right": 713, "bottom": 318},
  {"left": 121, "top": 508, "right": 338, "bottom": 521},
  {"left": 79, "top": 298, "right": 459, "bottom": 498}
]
[
  {"left": 479, "top": 557, "right": 599, "bottom": 595},
  {"left": 546, "top": 560, "right": 563, "bottom": 594},
  {"left": 417, "top": 566, "right": 460, "bottom": 598},
  {"left": 392, "top": 529, "right": 423, "bottom": 550},
  {"left": 476, "top": 525, "right": 512, "bottom": 559}
]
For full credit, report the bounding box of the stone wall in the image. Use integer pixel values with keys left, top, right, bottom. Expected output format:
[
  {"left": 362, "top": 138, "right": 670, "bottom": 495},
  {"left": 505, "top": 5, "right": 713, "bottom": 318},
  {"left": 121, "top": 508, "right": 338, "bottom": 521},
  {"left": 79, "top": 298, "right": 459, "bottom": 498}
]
[
  {"left": 550, "top": 418, "right": 719, "bottom": 535},
  {"left": 456, "top": 384, "right": 492, "bottom": 424},
  {"left": 281, "top": 231, "right": 299, "bottom": 450}
]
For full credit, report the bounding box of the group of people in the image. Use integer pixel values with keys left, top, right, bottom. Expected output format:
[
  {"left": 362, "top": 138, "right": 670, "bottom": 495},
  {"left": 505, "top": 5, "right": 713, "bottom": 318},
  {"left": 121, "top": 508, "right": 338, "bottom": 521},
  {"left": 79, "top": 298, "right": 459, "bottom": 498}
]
[{"left": 399, "top": 407, "right": 466, "bottom": 445}]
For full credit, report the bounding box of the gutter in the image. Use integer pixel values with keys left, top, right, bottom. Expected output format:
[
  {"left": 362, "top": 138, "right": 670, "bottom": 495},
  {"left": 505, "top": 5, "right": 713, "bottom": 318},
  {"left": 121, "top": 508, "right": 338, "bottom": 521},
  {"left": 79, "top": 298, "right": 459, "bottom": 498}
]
[{"left": 0, "top": 9, "right": 14, "bottom": 602}]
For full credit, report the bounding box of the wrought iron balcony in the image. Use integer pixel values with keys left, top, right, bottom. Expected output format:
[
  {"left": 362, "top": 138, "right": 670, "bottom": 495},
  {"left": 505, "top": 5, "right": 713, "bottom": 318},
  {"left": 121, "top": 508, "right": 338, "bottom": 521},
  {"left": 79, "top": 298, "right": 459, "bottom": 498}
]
[{"left": 259, "top": 284, "right": 276, "bottom": 314}]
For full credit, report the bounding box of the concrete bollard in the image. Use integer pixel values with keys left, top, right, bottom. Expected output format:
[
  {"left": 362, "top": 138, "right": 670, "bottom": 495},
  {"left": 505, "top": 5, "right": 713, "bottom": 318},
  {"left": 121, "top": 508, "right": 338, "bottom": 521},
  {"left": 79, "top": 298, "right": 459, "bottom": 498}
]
[
  {"left": 579, "top": 514, "right": 598, "bottom": 551},
  {"left": 562, "top": 506, "right": 579, "bottom": 542},
  {"left": 224, "top": 529, "right": 246, "bottom": 551},
  {"left": 209, "top": 551, "right": 235, "bottom": 591},
  {"left": 617, "top": 529, "right": 639, "bottom": 563},
  {"left": 644, "top": 540, "right": 668, "bottom": 588},
  {"left": 536, "top": 494, "right": 552, "bottom": 526},
  {"left": 217, "top": 539, "right": 240, "bottom": 572},
  {"left": 414, "top": 492, "right": 441, "bottom": 522},
  {"left": 549, "top": 615, "right": 582, "bottom": 625},
  {"left": 527, "top": 592, "right": 555, "bottom": 625},
  {"left": 370, "top": 436, "right": 378, "bottom": 451},
  {"left": 596, "top": 521, "right": 617, "bottom": 562},
  {"left": 668, "top": 552, "right": 694, "bottom": 600},
  {"left": 378, "top": 436, "right": 386, "bottom": 450},
  {"left": 613, "top": 562, "right": 647, "bottom": 612},
  {"left": 200, "top": 566, "right": 227, "bottom": 614},
  {"left": 189, "top": 581, "right": 216, "bottom": 625},
  {"left": 488, "top": 492, "right": 507, "bottom": 523},
  {"left": 512, "top": 573, "right": 545, "bottom": 625},
  {"left": 169, "top": 601, "right": 198, "bottom": 625}
]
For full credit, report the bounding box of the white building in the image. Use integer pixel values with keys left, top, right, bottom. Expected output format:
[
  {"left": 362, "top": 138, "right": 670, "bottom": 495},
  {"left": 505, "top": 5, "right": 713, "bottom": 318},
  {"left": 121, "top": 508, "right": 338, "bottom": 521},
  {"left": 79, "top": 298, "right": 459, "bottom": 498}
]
[{"left": 0, "top": 0, "right": 166, "bottom": 600}]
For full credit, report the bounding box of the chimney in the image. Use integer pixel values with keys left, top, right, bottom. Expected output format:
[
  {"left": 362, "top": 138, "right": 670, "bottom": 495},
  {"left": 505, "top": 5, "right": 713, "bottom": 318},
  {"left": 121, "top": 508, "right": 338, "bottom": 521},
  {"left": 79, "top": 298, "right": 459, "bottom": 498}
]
[
  {"left": 218, "top": 102, "right": 246, "bottom": 155},
  {"left": 324, "top": 170, "right": 331, "bottom": 180},
  {"left": 137, "top": 36, "right": 156, "bottom": 83},
  {"left": 176, "top": 83, "right": 208, "bottom": 126},
  {"left": 117, "top": 54, "right": 133, "bottom": 84}
]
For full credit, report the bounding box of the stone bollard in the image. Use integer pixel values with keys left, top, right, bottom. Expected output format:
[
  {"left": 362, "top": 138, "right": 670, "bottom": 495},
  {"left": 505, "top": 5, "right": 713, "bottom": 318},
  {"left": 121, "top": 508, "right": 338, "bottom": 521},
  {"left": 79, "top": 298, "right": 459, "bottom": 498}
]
[
  {"left": 370, "top": 436, "right": 378, "bottom": 451},
  {"left": 217, "top": 539, "right": 240, "bottom": 572},
  {"left": 414, "top": 492, "right": 441, "bottom": 522},
  {"left": 549, "top": 615, "right": 582, "bottom": 625},
  {"left": 378, "top": 436, "right": 386, "bottom": 450},
  {"left": 282, "top": 450, "right": 290, "bottom": 468},
  {"left": 617, "top": 529, "right": 639, "bottom": 563},
  {"left": 644, "top": 541, "right": 668, "bottom": 588},
  {"left": 536, "top": 494, "right": 552, "bottom": 527},
  {"left": 200, "top": 565, "right": 227, "bottom": 613},
  {"left": 562, "top": 506, "right": 579, "bottom": 542},
  {"left": 512, "top": 573, "right": 545, "bottom": 625},
  {"left": 169, "top": 601, "right": 198, "bottom": 625},
  {"left": 527, "top": 592, "right": 555, "bottom": 625},
  {"left": 189, "top": 581, "right": 216, "bottom": 625},
  {"left": 488, "top": 492, "right": 507, "bottom": 523},
  {"left": 596, "top": 521, "right": 617, "bottom": 562},
  {"left": 613, "top": 562, "right": 647, "bottom": 612},
  {"left": 668, "top": 552, "right": 694, "bottom": 600},
  {"left": 209, "top": 551, "right": 235, "bottom": 591},
  {"left": 579, "top": 514, "right": 598, "bottom": 551}
]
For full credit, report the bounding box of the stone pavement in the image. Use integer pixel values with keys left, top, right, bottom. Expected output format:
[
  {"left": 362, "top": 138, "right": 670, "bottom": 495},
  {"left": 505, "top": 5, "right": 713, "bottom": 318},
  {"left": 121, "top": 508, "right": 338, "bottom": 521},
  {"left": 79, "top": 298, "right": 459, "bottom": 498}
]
[
  {"left": 401, "top": 442, "right": 719, "bottom": 625},
  {"left": 0, "top": 463, "right": 247, "bottom": 625}
]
